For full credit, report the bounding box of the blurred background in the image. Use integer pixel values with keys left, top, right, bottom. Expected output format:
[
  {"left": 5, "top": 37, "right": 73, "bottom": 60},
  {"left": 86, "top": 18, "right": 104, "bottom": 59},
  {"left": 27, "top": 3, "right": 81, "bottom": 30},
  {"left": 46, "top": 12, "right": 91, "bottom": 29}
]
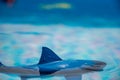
[{"left": 0, "top": 0, "right": 120, "bottom": 80}]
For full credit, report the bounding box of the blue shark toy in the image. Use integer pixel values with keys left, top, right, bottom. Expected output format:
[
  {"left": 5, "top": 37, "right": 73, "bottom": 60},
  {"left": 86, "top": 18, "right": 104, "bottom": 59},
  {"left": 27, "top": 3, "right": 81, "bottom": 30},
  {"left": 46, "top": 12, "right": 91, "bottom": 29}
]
[{"left": 0, "top": 47, "right": 106, "bottom": 80}]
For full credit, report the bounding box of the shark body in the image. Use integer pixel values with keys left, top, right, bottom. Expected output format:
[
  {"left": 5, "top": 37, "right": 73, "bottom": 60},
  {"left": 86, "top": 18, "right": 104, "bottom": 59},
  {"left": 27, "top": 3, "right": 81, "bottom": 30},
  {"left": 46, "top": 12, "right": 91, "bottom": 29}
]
[{"left": 0, "top": 47, "right": 106, "bottom": 80}]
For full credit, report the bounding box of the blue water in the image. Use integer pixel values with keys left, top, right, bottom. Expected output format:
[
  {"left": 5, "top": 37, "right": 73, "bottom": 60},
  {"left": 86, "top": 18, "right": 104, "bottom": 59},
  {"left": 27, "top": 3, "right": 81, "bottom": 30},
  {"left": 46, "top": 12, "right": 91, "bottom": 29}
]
[
  {"left": 0, "top": 0, "right": 120, "bottom": 27},
  {"left": 0, "top": 0, "right": 120, "bottom": 80}
]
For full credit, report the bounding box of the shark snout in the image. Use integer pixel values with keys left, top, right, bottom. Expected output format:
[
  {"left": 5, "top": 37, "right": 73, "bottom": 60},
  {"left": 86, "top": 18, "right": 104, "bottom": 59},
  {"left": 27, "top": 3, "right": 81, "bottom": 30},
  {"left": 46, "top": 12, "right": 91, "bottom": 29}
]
[
  {"left": 82, "top": 61, "right": 106, "bottom": 71},
  {"left": 92, "top": 61, "right": 106, "bottom": 71},
  {"left": 94, "top": 61, "right": 106, "bottom": 67}
]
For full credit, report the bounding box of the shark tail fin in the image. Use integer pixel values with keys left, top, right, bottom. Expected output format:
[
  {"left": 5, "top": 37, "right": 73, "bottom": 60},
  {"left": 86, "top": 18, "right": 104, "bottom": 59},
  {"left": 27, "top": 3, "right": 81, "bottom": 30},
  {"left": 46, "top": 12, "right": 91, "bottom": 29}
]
[
  {"left": 38, "top": 47, "right": 62, "bottom": 64},
  {"left": 0, "top": 62, "right": 4, "bottom": 66}
]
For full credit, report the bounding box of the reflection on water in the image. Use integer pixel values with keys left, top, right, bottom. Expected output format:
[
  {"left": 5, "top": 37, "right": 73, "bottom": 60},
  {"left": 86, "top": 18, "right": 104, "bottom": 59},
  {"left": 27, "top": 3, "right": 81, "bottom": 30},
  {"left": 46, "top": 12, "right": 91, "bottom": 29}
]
[{"left": 0, "top": 24, "right": 120, "bottom": 80}]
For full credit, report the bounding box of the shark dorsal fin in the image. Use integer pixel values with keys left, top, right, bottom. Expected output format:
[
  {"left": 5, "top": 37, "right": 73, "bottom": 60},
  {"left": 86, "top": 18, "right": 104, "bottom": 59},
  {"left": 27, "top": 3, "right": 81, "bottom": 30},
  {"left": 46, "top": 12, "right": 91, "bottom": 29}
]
[{"left": 38, "top": 47, "right": 62, "bottom": 64}]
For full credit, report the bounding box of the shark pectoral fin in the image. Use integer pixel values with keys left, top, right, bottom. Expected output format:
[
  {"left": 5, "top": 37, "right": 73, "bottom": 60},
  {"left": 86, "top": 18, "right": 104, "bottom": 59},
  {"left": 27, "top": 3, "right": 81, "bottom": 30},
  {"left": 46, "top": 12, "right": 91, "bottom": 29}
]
[
  {"left": 20, "top": 76, "right": 28, "bottom": 80},
  {"left": 65, "top": 74, "right": 82, "bottom": 80}
]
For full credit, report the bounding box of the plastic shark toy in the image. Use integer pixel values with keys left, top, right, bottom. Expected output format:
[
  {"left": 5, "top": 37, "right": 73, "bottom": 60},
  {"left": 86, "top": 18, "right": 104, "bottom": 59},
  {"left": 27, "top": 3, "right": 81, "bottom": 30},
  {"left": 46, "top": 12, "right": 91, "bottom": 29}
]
[{"left": 0, "top": 47, "right": 106, "bottom": 80}]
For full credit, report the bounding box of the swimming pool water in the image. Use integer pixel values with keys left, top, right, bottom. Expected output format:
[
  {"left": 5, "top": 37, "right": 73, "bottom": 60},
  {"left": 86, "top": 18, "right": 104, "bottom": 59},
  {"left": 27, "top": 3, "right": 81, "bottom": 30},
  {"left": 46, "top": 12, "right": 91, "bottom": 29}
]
[
  {"left": 0, "top": 0, "right": 120, "bottom": 80},
  {"left": 0, "top": 24, "right": 120, "bottom": 80}
]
